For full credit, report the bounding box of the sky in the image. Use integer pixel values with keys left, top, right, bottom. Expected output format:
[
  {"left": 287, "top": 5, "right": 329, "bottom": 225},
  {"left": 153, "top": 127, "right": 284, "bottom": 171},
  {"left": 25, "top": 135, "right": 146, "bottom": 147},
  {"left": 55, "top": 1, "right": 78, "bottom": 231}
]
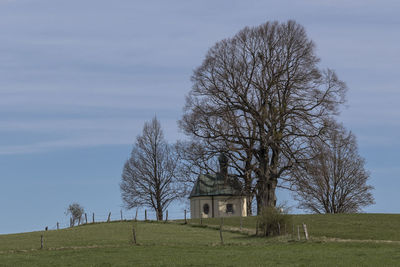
[{"left": 0, "top": 0, "right": 399, "bottom": 234}]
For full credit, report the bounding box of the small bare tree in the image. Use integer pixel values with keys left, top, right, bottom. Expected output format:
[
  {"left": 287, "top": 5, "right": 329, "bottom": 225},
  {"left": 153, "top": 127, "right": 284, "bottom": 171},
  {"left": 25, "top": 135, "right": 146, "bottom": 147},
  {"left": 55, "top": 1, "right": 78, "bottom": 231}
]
[
  {"left": 66, "top": 203, "right": 84, "bottom": 227},
  {"left": 291, "top": 123, "right": 374, "bottom": 213},
  {"left": 120, "top": 117, "right": 183, "bottom": 221}
]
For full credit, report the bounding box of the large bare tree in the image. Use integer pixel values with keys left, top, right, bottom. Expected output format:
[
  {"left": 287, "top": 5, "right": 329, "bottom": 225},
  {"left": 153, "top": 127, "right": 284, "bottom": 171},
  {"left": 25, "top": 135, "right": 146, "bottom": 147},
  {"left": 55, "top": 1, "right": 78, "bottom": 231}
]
[
  {"left": 179, "top": 20, "right": 347, "bottom": 211},
  {"left": 291, "top": 123, "right": 374, "bottom": 213},
  {"left": 120, "top": 117, "right": 182, "bottom": 220}
]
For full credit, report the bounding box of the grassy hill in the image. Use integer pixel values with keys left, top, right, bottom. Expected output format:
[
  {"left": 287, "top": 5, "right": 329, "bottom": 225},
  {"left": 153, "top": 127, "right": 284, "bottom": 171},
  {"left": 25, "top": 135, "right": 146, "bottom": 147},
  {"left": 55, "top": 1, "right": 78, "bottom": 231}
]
[
  {"left": 190, "top": 213, "right": 400, "bottom": 241},
  {"left": 1, "top": 214, "right": 400, "bottom": 266}
]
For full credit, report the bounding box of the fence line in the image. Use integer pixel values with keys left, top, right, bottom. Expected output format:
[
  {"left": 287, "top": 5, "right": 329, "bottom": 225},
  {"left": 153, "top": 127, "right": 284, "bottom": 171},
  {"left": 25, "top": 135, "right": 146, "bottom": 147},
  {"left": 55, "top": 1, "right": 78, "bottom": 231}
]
[{"left": 50, "top": 209, "right": 191, "bottom": 231}]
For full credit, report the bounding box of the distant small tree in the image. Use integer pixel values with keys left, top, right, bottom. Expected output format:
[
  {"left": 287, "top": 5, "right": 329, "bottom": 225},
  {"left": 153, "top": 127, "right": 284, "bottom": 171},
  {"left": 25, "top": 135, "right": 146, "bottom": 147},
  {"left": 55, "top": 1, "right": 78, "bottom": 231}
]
[
  {"left": 291, "top": 124, "right": 374, "bottom": 213},
  {"left": 66, "top": 203, "right": 84, "bottom": 227},
  {"left": 120, "top": 117, "right": 183, "bottom": 221}
]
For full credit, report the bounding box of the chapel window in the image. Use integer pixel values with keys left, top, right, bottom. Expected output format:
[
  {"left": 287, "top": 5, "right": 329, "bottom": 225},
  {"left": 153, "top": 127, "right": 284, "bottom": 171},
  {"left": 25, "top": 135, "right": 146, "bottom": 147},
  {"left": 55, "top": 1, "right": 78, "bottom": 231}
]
[
  {"left": 226, "top": 203, "right": 234, "bottom": 213},
  {"left": 203, "top": 203, "right": 210, "bottom": 214}
]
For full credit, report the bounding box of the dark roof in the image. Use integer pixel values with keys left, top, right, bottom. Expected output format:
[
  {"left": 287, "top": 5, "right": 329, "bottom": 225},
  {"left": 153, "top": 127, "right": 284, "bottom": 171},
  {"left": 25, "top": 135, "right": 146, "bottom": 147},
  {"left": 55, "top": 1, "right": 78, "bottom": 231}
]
[{"left": 189, "top": 173, "right": 242, "bottom": 198}]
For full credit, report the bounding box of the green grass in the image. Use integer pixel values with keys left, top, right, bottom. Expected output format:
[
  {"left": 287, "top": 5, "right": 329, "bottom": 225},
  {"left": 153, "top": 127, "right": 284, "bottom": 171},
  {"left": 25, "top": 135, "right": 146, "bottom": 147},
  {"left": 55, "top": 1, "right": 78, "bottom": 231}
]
[
  {"left": 1, "top": 214, "right": 400, "bottom": 266},
  {"left": 189, "top": 213, "right": 400, "bottom": 241},
  {"left": 0, "top": 221, "right": 253, "bottom": 252},
  {"left": 293, "top": 213, "right": 400, "bottom": 241},
  {"left": 2, "top": 241, "right": 400, "bottom": 267}
]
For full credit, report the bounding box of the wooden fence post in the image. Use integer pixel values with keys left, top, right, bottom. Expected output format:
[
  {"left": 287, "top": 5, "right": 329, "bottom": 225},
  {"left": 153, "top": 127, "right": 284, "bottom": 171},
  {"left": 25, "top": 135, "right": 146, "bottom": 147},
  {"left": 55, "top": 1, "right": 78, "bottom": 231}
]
[
  {"left": 78, "top": 216, "right": 81, "bottom": 225},
  {"left": 40, "top": 235, "right": 43, "bottom": 249},
  {"left": 263, "top": 224, "right": 267, "bottom": 237},
  {"left": 292, "top": 224, "right": 295, "bottom": 239},
  {"left": 165, "top": 210, "right": 168, "bottom": 222},
  {"left": 107, "top": 212, "right": 111, "bottom": 222},
  {"left": 132, "top": 223, "right": 137, "bottom": 245},
  {"left": 255, "top": 220, "right": 259, "bottom": 236},
  {"left": 200, "top": 216, "right": 203, "bottom": 225},
  {"left": 85, "top": 213, "right": 88, "bottom": 224},
  {"left": 92, "top": 212, "right": 95, "bottom": 223},
  {"left": 297, "top": 225, "right": 300, "bottom": 241},
  {"left": 277, "top": 222, "right": 281, "bottom": 235},
  {"left": 145, "top": 210, "right": 147, "bottom": 221},
  {"left": 57, "top": 222, "right": 59, "bottom": 230},
  {"left": 184, "top": 210, "right": 187, "bottom": 224},
  {"left": 120, "top": 210, "right": 123, "bottom": 221},
  {"left": 303, "top": 223, "right": 309, "bottom": 240},
  {"left": 219, "top": 217, "right": 224, "bottom": 245},
  {"left": 135, "top": 208, "right": 138, "bottom": 221},
  {"left": 240, "top": 215, "right": 243, "bottom": 231}
]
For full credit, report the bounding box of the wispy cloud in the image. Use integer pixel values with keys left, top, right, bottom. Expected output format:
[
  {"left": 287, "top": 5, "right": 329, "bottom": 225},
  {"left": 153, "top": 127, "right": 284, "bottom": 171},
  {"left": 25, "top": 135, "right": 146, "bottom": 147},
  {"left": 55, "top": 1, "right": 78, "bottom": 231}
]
[
  {"left": 0, "top": 116, "right": 181, "bottom": 155},
  {"left": 0, "top": 136, "right": 128, "bottom": 155},
  {"left": 0, "top": 0, "right": 399, "bottom": 155}
]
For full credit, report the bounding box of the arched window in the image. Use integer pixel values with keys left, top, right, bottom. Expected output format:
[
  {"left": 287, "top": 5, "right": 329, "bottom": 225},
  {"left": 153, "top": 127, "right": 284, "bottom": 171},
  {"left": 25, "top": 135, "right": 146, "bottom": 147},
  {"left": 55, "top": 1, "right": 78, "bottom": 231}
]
[
  {"left": 203, "top": 203, "right": 210, "bottom": 214},
  {"left": 226, "top": 204, "right": 233, "bottom": 213}
]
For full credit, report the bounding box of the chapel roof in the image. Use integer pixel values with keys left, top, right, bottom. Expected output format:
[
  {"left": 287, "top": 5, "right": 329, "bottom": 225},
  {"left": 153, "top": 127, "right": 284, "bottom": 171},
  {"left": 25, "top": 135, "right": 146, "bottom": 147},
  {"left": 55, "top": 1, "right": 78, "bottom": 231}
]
[{"left": 189, "top": 173, "right": 242, "bottom": 198}]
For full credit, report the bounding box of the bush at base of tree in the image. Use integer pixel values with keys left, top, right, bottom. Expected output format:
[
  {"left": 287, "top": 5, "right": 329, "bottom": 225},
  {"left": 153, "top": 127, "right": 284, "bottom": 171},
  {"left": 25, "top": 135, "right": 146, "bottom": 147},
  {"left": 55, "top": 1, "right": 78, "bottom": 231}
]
[{"left": 258, "top": 206, "right": 292, "bottom": 237}]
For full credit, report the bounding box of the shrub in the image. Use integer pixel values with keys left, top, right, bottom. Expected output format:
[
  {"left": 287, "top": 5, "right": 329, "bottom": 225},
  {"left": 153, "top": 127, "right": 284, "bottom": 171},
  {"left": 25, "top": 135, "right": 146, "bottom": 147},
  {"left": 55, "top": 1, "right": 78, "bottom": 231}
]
[
  {"left": 66, "top": 203, "right": 84, "bottom": 227},
  {"left": 258, "top": 205, "right": 292, "bottom": 237}
]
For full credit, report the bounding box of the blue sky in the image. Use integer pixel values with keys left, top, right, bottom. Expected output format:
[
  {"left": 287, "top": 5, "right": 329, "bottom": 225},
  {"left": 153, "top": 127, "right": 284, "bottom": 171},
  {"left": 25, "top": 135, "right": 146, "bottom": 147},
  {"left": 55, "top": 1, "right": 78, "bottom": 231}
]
[{"left": 0, "top": 0, "right": 399, "bottom": 234}]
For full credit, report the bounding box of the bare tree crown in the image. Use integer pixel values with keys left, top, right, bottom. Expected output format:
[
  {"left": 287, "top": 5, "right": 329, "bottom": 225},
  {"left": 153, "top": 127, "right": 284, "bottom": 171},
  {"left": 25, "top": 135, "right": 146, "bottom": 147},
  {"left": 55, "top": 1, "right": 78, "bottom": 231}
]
[
  {"left": 179, "top": 20, "right": 347, "bottom": 211},
  {"left": 120, "top": 117, "right": 183, "bottom": 220},
  {"left": 291, "top": 123, "right": 374, "bottom": 213}
]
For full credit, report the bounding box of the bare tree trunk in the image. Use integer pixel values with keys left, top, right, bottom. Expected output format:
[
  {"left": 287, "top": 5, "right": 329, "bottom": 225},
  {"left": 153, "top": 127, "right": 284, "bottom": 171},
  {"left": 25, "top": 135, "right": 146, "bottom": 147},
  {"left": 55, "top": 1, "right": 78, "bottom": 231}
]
[
  {"left": 257, "top": 146, "right": 279, "bottom": 210},
  {"left": 256, "top": 192, "right": 261, "bottom": 215},
  {"left": 157, "top": 208, "right": 163, "bottom": 221},
  {"left": 246, "top": 195, "right": 253, "bottom": 216},
  {"left": 257, "top": 145, "right": 276, "bottom": 210},
  {"left": 244, "top": 161, "right": 254, "bottom": 216},
  {"left": 257, "top": 181, "right": 277, "bottom": 211},
  {"left": 267, "top": 180, "right": 277, "bottom": 207}
]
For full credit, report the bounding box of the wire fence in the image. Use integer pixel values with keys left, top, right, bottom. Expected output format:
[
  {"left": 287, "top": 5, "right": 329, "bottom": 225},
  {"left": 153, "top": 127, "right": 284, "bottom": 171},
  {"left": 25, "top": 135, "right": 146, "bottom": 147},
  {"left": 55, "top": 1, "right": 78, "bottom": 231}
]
[{"left": 45, "top": 208, "right": 190, "bottom": 231}]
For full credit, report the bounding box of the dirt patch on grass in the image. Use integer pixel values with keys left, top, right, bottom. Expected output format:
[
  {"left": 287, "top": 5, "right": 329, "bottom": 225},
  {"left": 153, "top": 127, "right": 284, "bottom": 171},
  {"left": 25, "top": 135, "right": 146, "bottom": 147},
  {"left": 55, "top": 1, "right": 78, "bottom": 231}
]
[
  {"left": 316, "top": 236, "right": 400, "bottom": 244},
  {"left": 183, "top": 221, "right": 400, "bottom": 244},
  {"left": 0, "top": 244, "right": 123, "bottom": 255}
]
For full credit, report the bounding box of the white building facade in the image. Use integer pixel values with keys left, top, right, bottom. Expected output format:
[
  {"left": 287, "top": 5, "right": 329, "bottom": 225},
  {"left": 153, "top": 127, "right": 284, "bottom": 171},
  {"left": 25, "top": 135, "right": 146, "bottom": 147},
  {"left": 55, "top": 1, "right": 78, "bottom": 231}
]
[{"left": 189, "top": 154, "right": 247, "bottom": 218}]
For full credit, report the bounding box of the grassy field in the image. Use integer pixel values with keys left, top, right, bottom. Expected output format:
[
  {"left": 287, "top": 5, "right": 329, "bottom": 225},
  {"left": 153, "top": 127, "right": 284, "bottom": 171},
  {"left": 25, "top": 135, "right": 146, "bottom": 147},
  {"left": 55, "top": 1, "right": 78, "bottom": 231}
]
[
  {"left": 189, "top": 213, "right": 400, "bottom": 241},
  {"left": 1, "top": 214, "right": 400, "bottom": 266}
]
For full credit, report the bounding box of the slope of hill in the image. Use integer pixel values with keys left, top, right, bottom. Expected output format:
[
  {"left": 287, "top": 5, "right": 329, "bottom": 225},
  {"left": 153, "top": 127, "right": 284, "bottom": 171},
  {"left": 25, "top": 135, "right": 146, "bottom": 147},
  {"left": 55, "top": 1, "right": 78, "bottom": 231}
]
[
  {"left": 0, "top": 214, "right": 399, "bottom": 266},
  {"left": 190, "top": 213, "right": 400, "bottom": 241}
]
